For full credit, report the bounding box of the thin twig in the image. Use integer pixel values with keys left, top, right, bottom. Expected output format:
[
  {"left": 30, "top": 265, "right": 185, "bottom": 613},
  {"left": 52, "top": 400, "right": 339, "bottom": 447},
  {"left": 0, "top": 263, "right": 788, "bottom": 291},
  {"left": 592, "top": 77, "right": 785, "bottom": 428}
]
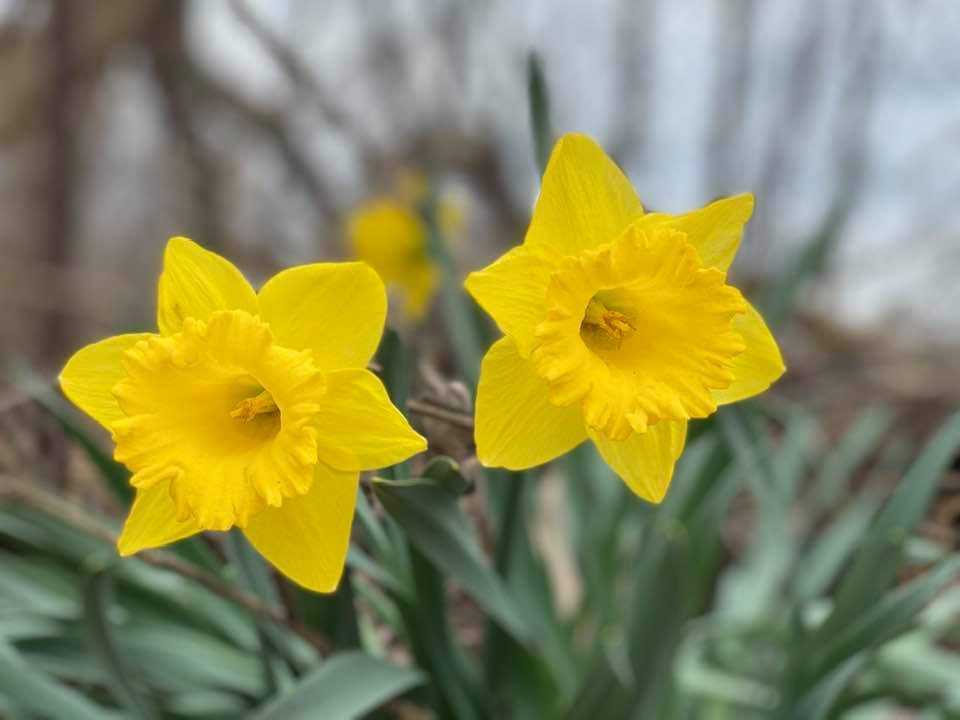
[
  {"left": 146, "top": 0, "right": 225, "bottom": 252},
  {"left": 365, "top": 360, "right": 475, "bottom": 430},
  {"left": 46, "top": 0, "right": 75, "bottom": 361},
  {"left": 0, "top": 474, "right": 333, "bottom": 655},
  {"left": 407, "top": 399, "right": 474, "bottom": 430},
  {"left": 227, "top": 0, "right": 352, "bottom": 132},
  {"left": 190, "top": 65, "right": 338, "bottom": 221}
]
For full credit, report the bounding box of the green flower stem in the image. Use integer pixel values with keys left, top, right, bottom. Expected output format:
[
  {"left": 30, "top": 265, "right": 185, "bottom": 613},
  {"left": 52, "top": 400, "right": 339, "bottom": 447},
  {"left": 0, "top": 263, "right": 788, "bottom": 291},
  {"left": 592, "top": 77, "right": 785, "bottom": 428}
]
[{"left": 420, "top": 190, "right": 486, "bottom": 387}]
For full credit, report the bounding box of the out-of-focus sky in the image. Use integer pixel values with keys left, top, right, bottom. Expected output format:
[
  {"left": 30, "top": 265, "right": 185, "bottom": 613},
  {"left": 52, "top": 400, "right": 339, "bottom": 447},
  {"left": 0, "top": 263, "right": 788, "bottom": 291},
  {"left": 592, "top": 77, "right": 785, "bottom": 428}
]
[
  {"left": 197, "top": 0, "right": 960, "bottom": 335},
  {"left": 1, "top": 0, "right": 959, "bottom": 366}
]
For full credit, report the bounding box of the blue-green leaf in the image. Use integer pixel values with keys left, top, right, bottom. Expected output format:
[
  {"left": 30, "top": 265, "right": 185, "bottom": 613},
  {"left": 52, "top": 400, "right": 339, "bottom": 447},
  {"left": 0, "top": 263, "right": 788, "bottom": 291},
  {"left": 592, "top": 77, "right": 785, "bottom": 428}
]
[
  {"left": 251, "top": 651, "right": 424, "bottom": 720},
  {"left": 0, "top": 641, "right": 117, "bottom": 720},
  {"left": 372, "top": 478, "right": 531, "bottom": 645}
]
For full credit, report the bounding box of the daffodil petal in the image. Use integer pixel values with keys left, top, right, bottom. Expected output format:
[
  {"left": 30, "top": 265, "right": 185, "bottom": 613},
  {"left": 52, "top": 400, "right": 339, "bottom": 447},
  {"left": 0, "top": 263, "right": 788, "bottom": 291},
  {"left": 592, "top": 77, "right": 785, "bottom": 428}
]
[
  {"left": 257, "top": 262, "right": 386, "bottom": 370},
  {"left": 117, "top": 483, "right": 201, "bottom": 556},
  {"left": 588, "top": 420, "right": 687, "bottom": 503},
  {"left": 713, "top": 301, "right": 785, "bottom": 405},
  {"left": 464, "top": 245, "right": 556, "bottom": 358},
  {"left": 59, "top": 333, "right": 155, "bottom": 429},
  {"left": 157, "top": 237, "right": 258, "bottom": 335},
  {"left": 643, "top": 194, "right": 754, "bottom": 271},
  {"left": 475, "top": 337, "right": 587, "bottom": 469},
  {"left": 313, "top": 369, "right": 426, "bottom": 472},
  {"left": 243, "top": 462, "right": 359, "bottom": 593},
  {"left": 525, "top": 133, "right": 644, "bottom": 258}
]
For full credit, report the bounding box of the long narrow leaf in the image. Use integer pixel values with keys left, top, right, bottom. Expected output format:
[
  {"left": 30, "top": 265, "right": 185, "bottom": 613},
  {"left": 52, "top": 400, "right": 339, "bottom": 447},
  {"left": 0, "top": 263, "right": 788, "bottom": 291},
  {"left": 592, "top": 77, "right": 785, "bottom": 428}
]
[
  {"left": 251, "top": 651, "right": 423, "bottom": 720},
  {"left": 823, "top": 410, "right": 960, "bottom": 635},
  {"left": 224, "top": 530, "right": 318, "bottom": 674},
  {"left": 83, "top": 569, "right": 158, "bottom": 718},
  {"left": 813, "top": 557, "right": 960, "bottom": 683},
  {"left": 373, "top": 478, "right": 531, "bottom": 645},
  {"left": 0, "top": 641, "right": 116, "bottom": 720}
]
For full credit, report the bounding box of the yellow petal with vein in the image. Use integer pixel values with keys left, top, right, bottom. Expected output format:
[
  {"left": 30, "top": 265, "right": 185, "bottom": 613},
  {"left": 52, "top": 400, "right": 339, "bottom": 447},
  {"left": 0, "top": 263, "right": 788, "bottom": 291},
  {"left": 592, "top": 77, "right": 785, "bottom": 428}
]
[
  {"left": 525, "top": 133, "right": 644, "bottom": 258},
  {"left": 313, "top": 368, "right": 427, "bottom": 472},
  {"left": 588, "top": 420, "right": 688, "bottom": 503},
  {"left": 475, "top": 337, "right": 587, "bottom": 469},
  {"left": 713, "top": 301, "right": 785, "bottom": 405},
  {"left": 59, "top": 333, "right": 154, "bottom": 429},
  {"left": 464, "top": 245, "right": 556, "bottom": 358},
  {"left": 157, "top": 237, "right": 258, "bottom": 335},
  {"left": 642, "top": 193, "right": 754, "bottom": 271},
  {"left": 243, "top": 462, "right": 359, "bottom": 593},
  {"left": 117, "top": 483, "right": 200, "bottom": 556},
  {"left": 257, "top": 262, "right": 386, "bottom": 370}
]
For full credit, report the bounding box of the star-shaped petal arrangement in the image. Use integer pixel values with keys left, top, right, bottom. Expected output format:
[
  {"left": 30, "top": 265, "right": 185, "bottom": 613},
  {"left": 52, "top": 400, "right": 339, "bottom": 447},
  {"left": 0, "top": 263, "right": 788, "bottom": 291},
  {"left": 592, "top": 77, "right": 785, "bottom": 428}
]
[
  {"left": 60, "top": 238, "right": 427, "bottom": 592},
  {"left": 465, "top": 134, "right": 785, "bottom": 502}
]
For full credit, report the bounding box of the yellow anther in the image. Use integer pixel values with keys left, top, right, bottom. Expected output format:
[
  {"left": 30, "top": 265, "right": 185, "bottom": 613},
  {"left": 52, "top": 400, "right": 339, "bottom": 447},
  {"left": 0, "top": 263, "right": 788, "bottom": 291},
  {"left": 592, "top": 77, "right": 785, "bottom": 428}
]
[
  {"left": 583, "top": 298, "right": 635, "bottom": 342},
  {"left": 600, "top": 311, "right": 634, "bottom": 338},
  {"left": 230, "top": 390, "right": 278, "bottom": 422}
]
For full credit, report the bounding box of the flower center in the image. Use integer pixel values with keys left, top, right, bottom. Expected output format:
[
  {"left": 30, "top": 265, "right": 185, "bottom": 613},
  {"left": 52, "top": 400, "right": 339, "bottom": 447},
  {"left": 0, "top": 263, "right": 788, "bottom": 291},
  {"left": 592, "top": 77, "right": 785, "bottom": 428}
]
[
  {"left": 533, "top": 223, "right": 747, "bottom": 440},
  {"left": 110, "top": 310, "right": 327, "bottom": 530},
  {"left": 580, "top": 295, "right": 636, "bottom": 348},
  {"left": 230, "top": 389, "right": 280, "bottom": 423}
]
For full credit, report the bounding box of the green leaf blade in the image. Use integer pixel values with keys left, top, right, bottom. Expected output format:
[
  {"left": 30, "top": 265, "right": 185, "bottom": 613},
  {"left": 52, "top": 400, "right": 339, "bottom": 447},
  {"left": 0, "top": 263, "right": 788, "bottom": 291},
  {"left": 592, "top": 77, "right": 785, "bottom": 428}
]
[{"left": 251, "top": 651, "right": 424, "bottom": 720}]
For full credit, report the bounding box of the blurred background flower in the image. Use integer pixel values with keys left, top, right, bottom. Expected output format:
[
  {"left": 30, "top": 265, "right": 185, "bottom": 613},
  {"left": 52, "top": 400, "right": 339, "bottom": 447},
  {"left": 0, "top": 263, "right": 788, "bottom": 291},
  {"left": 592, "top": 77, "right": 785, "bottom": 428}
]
[{"left": 346, "top": 171, "right": 465, "bottom": 322}]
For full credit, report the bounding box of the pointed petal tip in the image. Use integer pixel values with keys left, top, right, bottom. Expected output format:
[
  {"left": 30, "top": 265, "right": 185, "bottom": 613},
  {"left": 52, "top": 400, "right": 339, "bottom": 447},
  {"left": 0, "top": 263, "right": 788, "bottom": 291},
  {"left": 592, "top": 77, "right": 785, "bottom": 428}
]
[
  {"left": 312, "top": 369, "right": 427, "bottom": 471},
  {"left": 349, "top": 258, "right": 386, "bottom": 286},
  {"left": 165, "top": 235, "right": 200, "bottom": 255},
  {"left": 554, "top": 132, "right": 600, "bottom": 150},
  {"left": 616, "top": 472, "right": 670, "bottom": 505},
  {"left": 774, "top": 355, "right": 787, "bottom": 377},
  {"left": 413, "top": 434, "right": 429, "bottom": 453},
  {"left": 167, "top": 234, "right": 199, "bottom": 243},
  {"left": 301, "top": 573, "right": 342, "bottom": 595},
  {"left": 474, "top": 435, "right": 518, "bottom": 470},
  {"left": 463, "top": 269, "right": 479, "bottom": 294},
  {"left": 588, "top": 421, "right": 686, "bottom": 504},
  {"left": 473, "top": 446, "right": 502, "bottom": 469},
  {"left": 462, "top": 268, "right": 493, "bottom": 307},
  {"left": 384, "top": 432, "right": 429, "bottom": 465},
  {"left": 641, "top": 484, "right": 669, "bottom": 505},
  {"left": 475, "top": 434, "right": 565, "bottom": 472},
  {"left": 313, "top": 566, "right": 345, "bottom": 594},
  {"left": 475, "top": 452, "right": 534, "bottom": 472},
  {"left": 242, "top": 525, "right": 342, "bottom": 594},
  {"left": 545, "top": 133, "right": 609, "bottom": 175},
  {"left": 241, "top": 467, "right": 358, "bottom": 595}
]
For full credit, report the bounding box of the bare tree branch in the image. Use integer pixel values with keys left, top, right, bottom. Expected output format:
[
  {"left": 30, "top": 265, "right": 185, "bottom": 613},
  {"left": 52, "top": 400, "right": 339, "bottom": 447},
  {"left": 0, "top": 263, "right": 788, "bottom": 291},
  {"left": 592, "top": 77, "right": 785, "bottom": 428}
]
[
  {"left": 407, "top": 398, "right": 474, "bottom": 430},
  {"left": 228, "top": 0, "right": 352, "bottom": 133}
]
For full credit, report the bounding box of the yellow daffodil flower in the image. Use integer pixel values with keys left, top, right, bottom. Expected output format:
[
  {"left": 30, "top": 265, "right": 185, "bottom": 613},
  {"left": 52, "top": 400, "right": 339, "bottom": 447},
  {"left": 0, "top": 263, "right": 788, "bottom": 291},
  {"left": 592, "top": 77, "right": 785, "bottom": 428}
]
[
  {"left": 348, "top": 200, "right": 439, "bottom": 321},
  {"left": 347, "top": 173, "right": 464, "bottom": 322},
  {"left": 465, "top": 134, "right": 784, "bottom": 502},
  {"left": 59, "top": 238, "right": 427, "bottom": 592}
]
